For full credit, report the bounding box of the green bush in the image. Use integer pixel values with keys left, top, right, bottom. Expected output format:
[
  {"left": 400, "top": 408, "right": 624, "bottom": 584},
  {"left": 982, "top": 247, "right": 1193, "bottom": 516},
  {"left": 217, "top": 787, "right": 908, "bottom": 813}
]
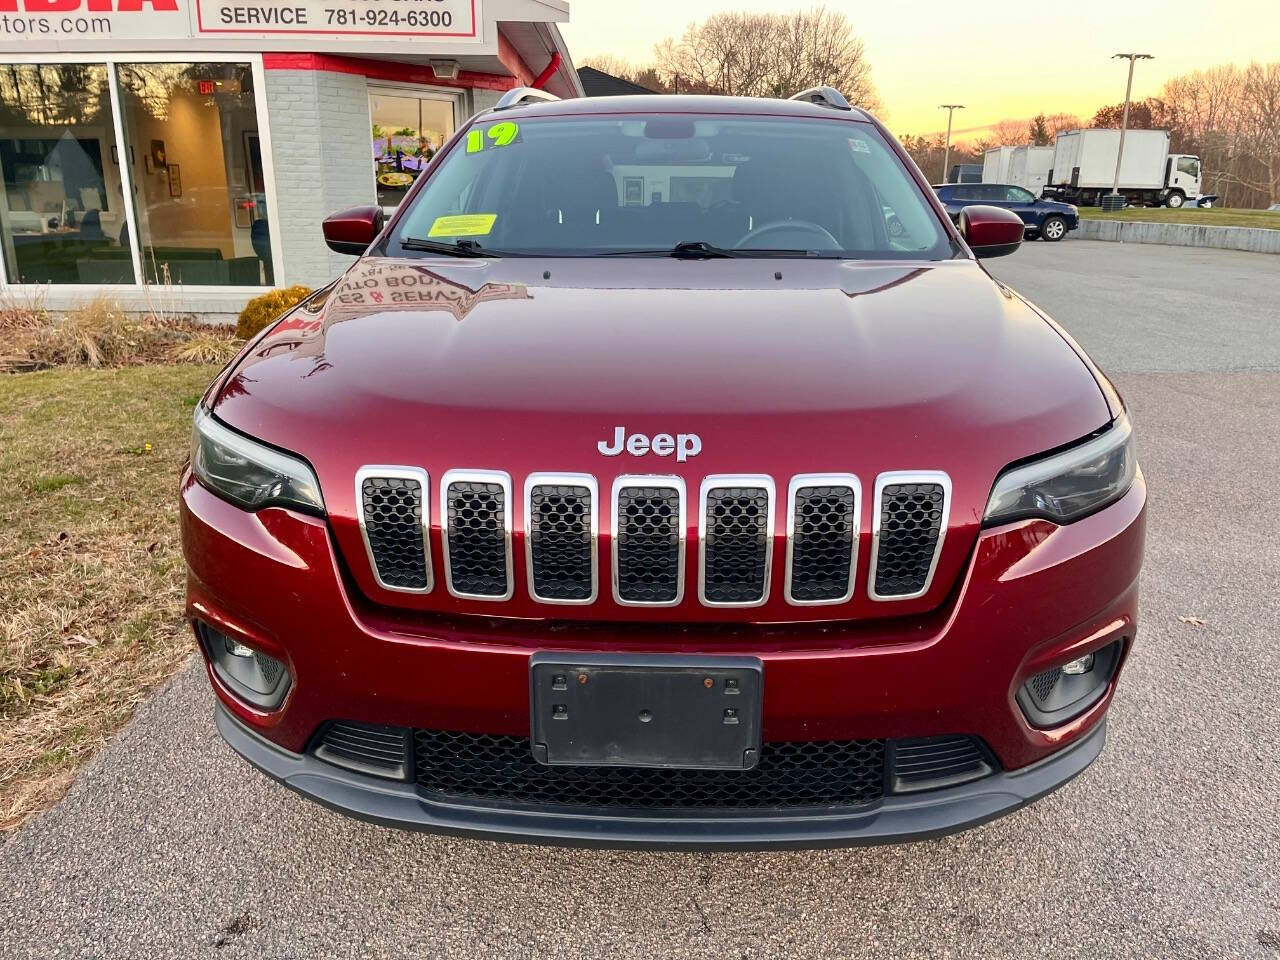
[{"left": 235, "top": 285, "right": 312, "bottom": 340}]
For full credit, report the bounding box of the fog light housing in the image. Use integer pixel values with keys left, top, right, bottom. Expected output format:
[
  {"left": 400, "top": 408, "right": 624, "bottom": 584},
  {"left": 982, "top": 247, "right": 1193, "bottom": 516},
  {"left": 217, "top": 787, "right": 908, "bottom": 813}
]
[
  {"left": 196, "top": 621, "right": 290, "bottom": 710},
  {"left": 1017, "top": 640, "right": 1123, "bottom": 728}
]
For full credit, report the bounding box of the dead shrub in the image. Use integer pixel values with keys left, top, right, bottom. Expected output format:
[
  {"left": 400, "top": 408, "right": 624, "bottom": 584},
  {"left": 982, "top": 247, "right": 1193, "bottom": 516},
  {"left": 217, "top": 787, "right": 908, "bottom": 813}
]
[
  {"left": 29, "top": 297, "right": 153, "bottom": 368},
  {"left": 168, "top": 331, "right": 242, "bottom": 365}
]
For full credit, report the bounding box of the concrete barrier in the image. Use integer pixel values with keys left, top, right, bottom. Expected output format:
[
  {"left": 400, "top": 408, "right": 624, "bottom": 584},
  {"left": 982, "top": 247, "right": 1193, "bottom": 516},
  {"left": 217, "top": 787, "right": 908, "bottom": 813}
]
[{"left": 1076, "top": 218, "right": 1280, "bottom": 254}]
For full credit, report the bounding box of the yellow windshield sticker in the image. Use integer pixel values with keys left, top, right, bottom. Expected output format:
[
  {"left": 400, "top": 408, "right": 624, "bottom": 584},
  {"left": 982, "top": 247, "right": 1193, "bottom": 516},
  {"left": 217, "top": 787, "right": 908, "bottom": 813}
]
[
  {"left": 428, "top": 214, "right": 497, "bottom": 237},
  {"left": 466, "top": 121, "right": 522, "bottom": 154}
]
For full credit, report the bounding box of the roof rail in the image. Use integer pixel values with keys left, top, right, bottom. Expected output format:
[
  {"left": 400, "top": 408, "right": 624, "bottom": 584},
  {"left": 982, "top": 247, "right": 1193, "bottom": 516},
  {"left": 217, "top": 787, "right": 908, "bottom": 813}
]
[
  {"left": 493, "top": 87, "right": 561, "bottom": 110},
  {"left": 788, "top": 86, "right": 852, "bottom": 111}
]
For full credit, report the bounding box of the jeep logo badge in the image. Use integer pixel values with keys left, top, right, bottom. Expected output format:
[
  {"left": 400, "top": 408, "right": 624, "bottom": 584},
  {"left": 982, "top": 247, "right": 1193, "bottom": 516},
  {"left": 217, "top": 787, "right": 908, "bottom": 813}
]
[{"left": 598, "top": 426, "right": 702, "bottom": 463}]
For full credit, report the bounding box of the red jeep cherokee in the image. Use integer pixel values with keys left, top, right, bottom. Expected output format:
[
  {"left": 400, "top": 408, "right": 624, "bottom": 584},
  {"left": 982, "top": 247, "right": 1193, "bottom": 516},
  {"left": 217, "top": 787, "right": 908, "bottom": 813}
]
[{"left": 181, "top": 88, "right": 1144, "bottom": 849}]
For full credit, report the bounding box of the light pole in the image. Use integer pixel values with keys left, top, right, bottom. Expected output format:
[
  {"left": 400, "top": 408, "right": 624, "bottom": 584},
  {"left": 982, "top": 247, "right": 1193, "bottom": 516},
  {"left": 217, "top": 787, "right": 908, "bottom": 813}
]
[
  {"left": 939, "top": 104, "right": 964, "bottom": 183},
  {"left": 1108, "top": 53, "right": 1153, "bottom": 208}
]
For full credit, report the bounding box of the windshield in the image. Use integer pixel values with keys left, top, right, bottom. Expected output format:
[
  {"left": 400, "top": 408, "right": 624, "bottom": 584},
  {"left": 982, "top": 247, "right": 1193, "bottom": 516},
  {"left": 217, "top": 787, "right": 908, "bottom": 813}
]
[{"left": 391, "top": 114, "right": 951, "bottom": 259}]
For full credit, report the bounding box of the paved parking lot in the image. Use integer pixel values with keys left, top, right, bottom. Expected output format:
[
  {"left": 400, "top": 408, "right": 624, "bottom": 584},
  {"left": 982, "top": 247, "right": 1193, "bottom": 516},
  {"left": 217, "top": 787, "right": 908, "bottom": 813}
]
[{"left": 2, "top": 240, "right": 1278, "bottom": 959}]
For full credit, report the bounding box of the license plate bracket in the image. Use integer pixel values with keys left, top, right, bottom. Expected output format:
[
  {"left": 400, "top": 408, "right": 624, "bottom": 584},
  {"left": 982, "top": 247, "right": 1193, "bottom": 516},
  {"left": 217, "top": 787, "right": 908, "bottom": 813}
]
[{"left": 530, "top": 653, "right": 762, "bottom": 770}]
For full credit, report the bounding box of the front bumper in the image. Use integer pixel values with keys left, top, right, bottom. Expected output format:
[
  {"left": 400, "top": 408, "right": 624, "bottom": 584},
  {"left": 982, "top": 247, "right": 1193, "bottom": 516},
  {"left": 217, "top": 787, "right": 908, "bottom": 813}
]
[
  {"left": 182, "top": 468, "right": 1144, "bottom": 847},
  {"left": 217, "top": 703, "right": 1107, "bottom": 850}
]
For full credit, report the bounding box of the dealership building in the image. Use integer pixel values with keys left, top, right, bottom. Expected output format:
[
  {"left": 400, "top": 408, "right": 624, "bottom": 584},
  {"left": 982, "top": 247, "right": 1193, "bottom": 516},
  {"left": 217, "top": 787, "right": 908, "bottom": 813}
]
[{"left": 0, "top": 0, "right": 581, "bottom": 318}]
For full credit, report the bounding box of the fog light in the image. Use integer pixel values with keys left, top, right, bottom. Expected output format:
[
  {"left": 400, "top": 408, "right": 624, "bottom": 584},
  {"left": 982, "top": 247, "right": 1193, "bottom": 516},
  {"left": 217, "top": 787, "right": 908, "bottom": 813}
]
[
  {"left": 196, "top": 621, "right": 290, "bottom": 710},
  {"left": 1061, "top": 652, "right": 1095, "bottom": 676},
  {"left": 1017, "top": 639, "right": 1123, "bottom": 729}
]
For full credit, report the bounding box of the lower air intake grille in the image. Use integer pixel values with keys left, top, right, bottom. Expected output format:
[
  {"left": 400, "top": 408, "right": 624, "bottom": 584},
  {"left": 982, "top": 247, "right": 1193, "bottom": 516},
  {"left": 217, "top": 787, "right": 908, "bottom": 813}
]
[
  {"left": 445, "top": 477, "right": 509, "bottom": 598},
  {"left": 315, "top": 720, "right": 410, "bottom": 780},
  {"left": 528, "top": 483, "right": 594, "bottom": 601},
  {"left": 615, "top": 485, "right": 682, "bottom": 604},
  {"left": 874, "top": 481, "right": 946, "bottom": 597},
  {"left": 360, "top": 475, "right": 429, "bottom": 591},
  {"left": 789, "top": 484, "right": 857, "bottom": 602},
  {"left": 413, "top": 730, "right": 886, "bottom": 810},
  {"left": 888, "top": 734, "right": 994, "bottom": 793},
  {"left": 702, "top": 484, "right": 771, "bottom": 604}
]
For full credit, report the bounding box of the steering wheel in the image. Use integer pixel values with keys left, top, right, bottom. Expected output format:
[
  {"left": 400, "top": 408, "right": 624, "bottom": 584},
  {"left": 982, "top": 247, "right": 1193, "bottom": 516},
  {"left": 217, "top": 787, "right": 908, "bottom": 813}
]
[{"left": 735, "top": 219, "right": 841, "bottom": 251}]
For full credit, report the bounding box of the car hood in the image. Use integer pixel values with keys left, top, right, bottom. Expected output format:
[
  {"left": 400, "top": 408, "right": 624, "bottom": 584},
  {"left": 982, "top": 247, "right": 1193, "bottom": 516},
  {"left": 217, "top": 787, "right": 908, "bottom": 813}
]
[{"left": 213, "top": 255, "right": 1111, "bottom": 622}]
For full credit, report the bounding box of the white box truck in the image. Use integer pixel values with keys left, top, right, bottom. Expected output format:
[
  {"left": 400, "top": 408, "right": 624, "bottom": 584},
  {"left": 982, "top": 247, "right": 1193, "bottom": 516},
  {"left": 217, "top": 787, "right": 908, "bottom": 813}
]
[
  {"left": 1008, "top": 145, "right": 1055, "bottom": 194},
  {"left": 1044, "top": 129, "right": 1202, "bottom": 207},
  {"left": 982, "top": 146, "right": 1015, "bottom": 184}
]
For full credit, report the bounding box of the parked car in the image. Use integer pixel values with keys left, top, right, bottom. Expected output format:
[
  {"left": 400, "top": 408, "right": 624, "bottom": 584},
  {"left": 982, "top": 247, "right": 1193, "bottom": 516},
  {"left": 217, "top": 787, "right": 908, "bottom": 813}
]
[
  {"left": 183, "top": 86, "right": 1143, "bottom": 850},
  {"left": 934, "top": 182, "right": 1079, "bottom": 241}
]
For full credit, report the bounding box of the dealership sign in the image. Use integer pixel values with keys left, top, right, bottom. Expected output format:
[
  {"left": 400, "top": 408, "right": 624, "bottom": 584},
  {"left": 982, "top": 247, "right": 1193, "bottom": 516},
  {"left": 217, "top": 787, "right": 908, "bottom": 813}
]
[{"left": 0, "top": 0, "right": 480, "bottom": 47}]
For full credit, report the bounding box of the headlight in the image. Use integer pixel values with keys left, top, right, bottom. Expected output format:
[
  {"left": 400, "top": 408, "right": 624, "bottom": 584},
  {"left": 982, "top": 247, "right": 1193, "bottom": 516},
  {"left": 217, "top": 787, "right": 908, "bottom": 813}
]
[
  {"left": 191, "top": 407, "right": 325, "bottom": 516},
  {"left": 983, "top": 415, "right": 1135, "bottom": 526}
]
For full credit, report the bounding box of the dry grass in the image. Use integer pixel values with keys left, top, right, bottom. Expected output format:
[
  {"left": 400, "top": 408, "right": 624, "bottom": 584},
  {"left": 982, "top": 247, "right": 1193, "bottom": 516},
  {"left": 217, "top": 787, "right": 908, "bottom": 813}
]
[
  {"left": 0, "top": 296, "right": 242, "bottom": 373},
  {"left": 0, "top": 364, "right": 217, "bottom": 832},
  {"left": 169, "top": 332, "right": 243, "bottom": 365},
  {"left": 29, "top": 296, "right": 150, "bottom": 368}
]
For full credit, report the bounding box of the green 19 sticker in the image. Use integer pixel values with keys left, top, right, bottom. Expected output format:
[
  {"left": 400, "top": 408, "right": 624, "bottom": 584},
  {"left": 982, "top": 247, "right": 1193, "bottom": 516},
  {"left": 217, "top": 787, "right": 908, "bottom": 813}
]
[{"left": 466, "top": 122, "right": 521, "bottom": 154}]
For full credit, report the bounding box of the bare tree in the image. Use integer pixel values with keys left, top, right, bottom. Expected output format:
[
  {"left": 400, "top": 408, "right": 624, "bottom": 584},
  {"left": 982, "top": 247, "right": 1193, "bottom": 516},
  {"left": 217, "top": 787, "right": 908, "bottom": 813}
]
[
  {"left": 579, "top": 54, "right": 639, "bottom": 81},
  {"left": 1239, "top": 63, "right": 1280, "bottom": 204},
  {"left": 1154, "top": 62, "right": 1280, "bottom": 206},
  {"left": 654, "top": 8, "right": 881, "bottom": 112}
]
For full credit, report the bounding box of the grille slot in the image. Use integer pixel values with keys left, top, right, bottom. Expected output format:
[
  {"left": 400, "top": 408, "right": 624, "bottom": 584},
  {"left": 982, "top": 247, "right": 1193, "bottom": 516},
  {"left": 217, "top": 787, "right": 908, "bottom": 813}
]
[
  {"left": 870, "top": 473, "right": 950, "bottom": 600},
  {"left": 613, "top": 478, "right": 685, "bottom": 606},
  {"left": 414, "top": 729, "right": 885, "bottom": 810},
  {"left": 357, "top": 468, "right": 431, "bottom": 593},
  {"left": 786, "top": 476, "right": 860, "bottom": 605},
  {"left": 700, "top": 477, "right": 774, "bottom": 606},
  {"left": 888, "top": 734, "right": 994, "bottom": 793},
  {"left": 526, "top": 475, "right": 597, "bottom": 604},
  {"left": 442, "top": 470, "right": 512, "bottom": 600},
  {"left": 315, "top": 720, "right": 411, "bottom": 780}
]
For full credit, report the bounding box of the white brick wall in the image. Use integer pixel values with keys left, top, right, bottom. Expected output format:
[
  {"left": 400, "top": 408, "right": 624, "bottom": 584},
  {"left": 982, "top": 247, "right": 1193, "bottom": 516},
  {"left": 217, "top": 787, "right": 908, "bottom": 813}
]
[
  {"left": 471, "top": 87, "right": 502, "bottom": 117},
  {"left": 264, "top": 69, "right": 377, "bottom": 288}
]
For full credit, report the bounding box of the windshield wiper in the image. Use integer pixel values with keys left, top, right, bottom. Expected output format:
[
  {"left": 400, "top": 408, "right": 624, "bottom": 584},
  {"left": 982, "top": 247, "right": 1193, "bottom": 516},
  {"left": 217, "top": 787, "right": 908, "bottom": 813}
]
[
  {"left": 600, "top": 241, "right": 740, "bottom": 259},
  {"left": 400, "top": 237, "right": 493, "bottom": 257}
]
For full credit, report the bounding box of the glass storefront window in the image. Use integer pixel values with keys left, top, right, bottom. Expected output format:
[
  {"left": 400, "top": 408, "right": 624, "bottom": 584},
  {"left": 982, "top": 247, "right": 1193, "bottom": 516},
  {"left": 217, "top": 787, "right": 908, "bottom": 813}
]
[
  {"left": 0, "top": 64, "right": 134, "bottom": 285},
  {"left": 117, "top": 62, "right": 268, "bottom": 286},
  {"left": 369, "top": 88, "right": 456, "bottom": 209}
]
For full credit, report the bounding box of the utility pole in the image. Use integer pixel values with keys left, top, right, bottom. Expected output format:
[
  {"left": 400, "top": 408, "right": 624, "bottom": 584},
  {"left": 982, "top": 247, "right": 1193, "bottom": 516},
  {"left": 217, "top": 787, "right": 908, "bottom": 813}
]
[
  {"left": 1108, "top": 53, "right": 1153, "bottom": 207},
  {"left": 939, "top": 104, "right": 964, "bottom": 183}
]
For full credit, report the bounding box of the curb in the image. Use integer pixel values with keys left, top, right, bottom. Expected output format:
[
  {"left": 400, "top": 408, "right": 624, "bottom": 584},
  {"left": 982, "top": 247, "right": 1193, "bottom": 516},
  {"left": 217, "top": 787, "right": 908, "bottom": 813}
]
[{"left": 1077, "top": 218, "right": 1280, "bottom": 254}]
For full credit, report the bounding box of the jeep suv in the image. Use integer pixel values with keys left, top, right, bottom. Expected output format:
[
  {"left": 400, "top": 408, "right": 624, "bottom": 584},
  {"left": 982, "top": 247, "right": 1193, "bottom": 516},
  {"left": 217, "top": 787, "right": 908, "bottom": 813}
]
[{"left": 182, "top": 87, "right": 1144, "bottom": 849}]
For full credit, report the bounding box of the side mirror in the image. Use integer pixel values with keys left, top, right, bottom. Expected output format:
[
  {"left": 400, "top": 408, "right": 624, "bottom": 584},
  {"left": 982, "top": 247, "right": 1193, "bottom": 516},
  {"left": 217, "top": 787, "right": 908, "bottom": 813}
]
[
  {"left": 323, "top": 205, "right": 385, "bottom": 256},
  {"left": 958, "top": 204, "right": 1023, "bottom": 259}
]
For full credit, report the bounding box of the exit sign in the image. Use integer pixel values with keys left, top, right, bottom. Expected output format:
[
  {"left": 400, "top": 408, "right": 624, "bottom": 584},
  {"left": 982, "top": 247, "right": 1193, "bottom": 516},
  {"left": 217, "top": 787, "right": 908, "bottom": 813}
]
[{"left": 198, "top": 80, "right": 216, "bottom": 95}]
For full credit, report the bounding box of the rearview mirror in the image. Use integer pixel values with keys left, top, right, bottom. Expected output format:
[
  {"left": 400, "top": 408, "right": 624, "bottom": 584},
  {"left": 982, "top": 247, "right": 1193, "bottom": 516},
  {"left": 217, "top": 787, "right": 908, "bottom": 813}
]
[
  {"left": 958, "top": 205, "right": 1023, "bottom": 259},
  {"left": 323, "top": 205, "right": 385, "bottom": 256}
]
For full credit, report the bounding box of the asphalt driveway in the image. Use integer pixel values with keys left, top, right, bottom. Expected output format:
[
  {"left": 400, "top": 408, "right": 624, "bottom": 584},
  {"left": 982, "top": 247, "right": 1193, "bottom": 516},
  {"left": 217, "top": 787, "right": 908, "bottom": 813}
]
[{"left": 2, "top": 240, "right": 1278, "bottom": 959}]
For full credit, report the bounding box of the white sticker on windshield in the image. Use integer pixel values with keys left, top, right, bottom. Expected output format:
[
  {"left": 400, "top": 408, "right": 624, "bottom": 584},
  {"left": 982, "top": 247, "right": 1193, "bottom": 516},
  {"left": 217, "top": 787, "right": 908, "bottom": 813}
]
[{"left": 848, "top": 138, "right": 871, "bottom": 154}]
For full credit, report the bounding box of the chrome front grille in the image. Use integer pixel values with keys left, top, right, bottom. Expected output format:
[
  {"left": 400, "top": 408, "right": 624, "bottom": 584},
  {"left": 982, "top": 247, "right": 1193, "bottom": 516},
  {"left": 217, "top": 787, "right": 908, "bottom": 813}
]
[
  {"left": 357, "top": 467, "right": 949, "bottom": 608},
  {"left": 442, "top": 470, "right": 513, "bottom": 600},
  {"left": 612, "top": 477, "right": 685, "bottom": 606},
  {"left": 699, "top": 477, "right": 774, "bottom": 607},
  {"left": 869, "top": 472, "right": 951, "bottom": 601},
  {"left": 356, "top": 467, "right": 431, "bottom": 593},
  {"left": 785, "top": 475, "right": 860, "bottom": 605},
  {"left": 525, "top": 475, "right": 597, "bottom": 604}
]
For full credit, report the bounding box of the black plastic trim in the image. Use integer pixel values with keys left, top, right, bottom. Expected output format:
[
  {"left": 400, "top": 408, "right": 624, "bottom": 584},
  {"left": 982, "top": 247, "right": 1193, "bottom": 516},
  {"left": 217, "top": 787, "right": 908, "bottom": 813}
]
[
  {"left": 1017, "top": 639, "right": 1124, "bottom": 729},
  {"left": 196, "top": 622, "right": 290, "bottom": 711},
  {"left": 215, "top": 705, "right": 1108, "bottom": 851}
]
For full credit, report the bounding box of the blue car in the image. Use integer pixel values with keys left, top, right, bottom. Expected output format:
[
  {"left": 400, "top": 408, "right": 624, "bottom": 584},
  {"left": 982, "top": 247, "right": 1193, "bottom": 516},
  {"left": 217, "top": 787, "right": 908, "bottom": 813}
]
[{"left": 933, "top": 183, "right": 1079, "bottom": 242}]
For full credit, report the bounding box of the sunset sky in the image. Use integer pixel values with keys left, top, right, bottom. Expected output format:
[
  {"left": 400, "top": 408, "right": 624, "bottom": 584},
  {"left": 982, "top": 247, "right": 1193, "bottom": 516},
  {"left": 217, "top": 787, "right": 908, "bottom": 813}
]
[{"left": 560, "top": 0, "right": 1280, "bottom": 138}]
